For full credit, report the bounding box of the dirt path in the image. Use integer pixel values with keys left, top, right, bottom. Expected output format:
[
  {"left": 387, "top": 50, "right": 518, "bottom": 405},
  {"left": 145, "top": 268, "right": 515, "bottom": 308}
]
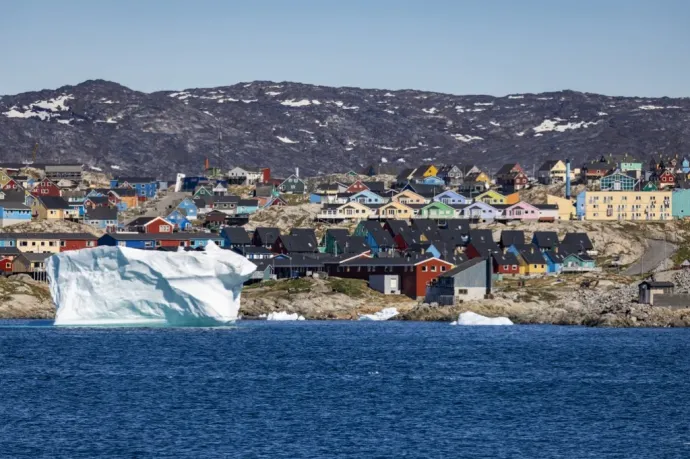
[{"left": 624, "top": 239, "right": 677, "bottom": 275}]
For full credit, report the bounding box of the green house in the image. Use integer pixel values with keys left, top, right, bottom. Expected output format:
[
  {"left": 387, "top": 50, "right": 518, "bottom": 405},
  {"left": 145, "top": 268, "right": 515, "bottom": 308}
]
[
  {"left": 672, "top": 189, "right": 690, "bottom": 219},
  {"left": 278, "top": 175, "right": 306, "bottom": 194},
  {"left": 193, "top": 185, "right": 214, "bottom": 198},
  {"left": 419, "top": 201, "right": 455, "bottom": 219},
  {"left": 600, "top": 171, "right": 636, "bottom": 191},
  {"left": 562, "top": 253, "right": 596, "bottom": 271},
  {"left": 643, "top": 182, "right": 658, "bottom": 191}
]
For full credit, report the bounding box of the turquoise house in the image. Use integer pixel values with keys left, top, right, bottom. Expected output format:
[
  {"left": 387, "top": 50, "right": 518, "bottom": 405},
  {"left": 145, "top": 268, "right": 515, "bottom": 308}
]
[
  {"left": 189, "top": 235, "right": 225, "bottom": 249},
  {"left": 682, "top": 157, "right": 690, "bottom": 175},
  {"left": 0, "top": 204, "right": 32, "bottom": 227},
  {"left": 562, "top": 253, "right": 596, "bottom": 270},
  {"left": 600, "top": 171, "right": 636, "bottom": 191},
  {"left": 672, "top": 189, "right": 690, "bottom": 219},
  {"left": 0, "top": 235, "right": 16, "bottom": 247},
  {"left": 237, "top": 199, "right": 260, "bottom": 215}
]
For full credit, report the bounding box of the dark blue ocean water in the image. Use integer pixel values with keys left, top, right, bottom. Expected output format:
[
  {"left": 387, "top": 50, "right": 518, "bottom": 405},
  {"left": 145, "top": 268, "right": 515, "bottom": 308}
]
[{"left": 1, "top": 321, "right": 689, "bottom": 458}]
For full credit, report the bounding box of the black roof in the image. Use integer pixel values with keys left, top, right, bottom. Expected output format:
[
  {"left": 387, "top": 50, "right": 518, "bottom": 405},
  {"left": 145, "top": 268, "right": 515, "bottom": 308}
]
[
  {"left": 559, "top": 245, "right": 594, "bottom": 261},
  {"left": 500, "top": 230, "right": 525, "bottom": 247},
  {"left": 221, "top": 227, "right": 251, "bottom": 245},
  {"left": 22, "top": 252, "right": 53, "bottom": 262},
  {"left": 0, "top": 247, "right": 21, "bottom": 255},
  {"left": 398, "top": 228, "right": 425, "bottom": 246},
  {"left": 325, "top": 228, "right": 350, "bottom": 245},
  {"left": 1, "top": 190, "right": 27, "bottom": 202},
  {"left": 534, "top": 204, "right": 559, "bottom": 210},
  {"left": 561, "top": 232, "right": 594, "bottom": 251},
  {"left": 232, "top": 246, "right": 274, "bottom": 256},
  {"left": 273, "top": 254, "right": 332, "bottom": 268},
  {"left": 0, "top": 202, "right": 29, "bottom": 210},
  {"left": 363, "top": 181, "right": 385, "bottom": 192},
  {"left": 254, "top": 227, "right": 281, "bottom": 245},
  {"left": 538, "top": 159, "right": 561, "bottom": 171},
  {"left": 290, "top": 228, "right": 318, "bottom": 247},
  {"left": 37, "top": 196, "right": 71, "bottom": 209},
  {"left": 496, "top": 163, "right": 519, "bottom": 176},
  {"left": 469, "top": 229, "right": 494, "bottom": 244},
  {"left": 544, "top": 250, "right": 566, "bottom": 263},
  {"left": 533, "top": 231, "right": 559, "bottom": 249},
  {"left": 127, "top": 216, "right": 157, "bottom": 227},
  {"left": 339, "top": 236, "right": 370, "bottom": 253},
  {"left": 384, "top": 220, "right": 409, "bottom": 236},
  {"left": 444, "top": 219, "right": 470, "bottom": 234},
  {"left": 640, "top": 281, "right": 674, "bottom": 288},
  {"left": 85, "top": 207, "right": 118, "bottom": 220},
  {"left": 440, "top": 257, "right": 486, "bottom": 278},
  {"left": 469, "top": 241, "right": 501, "bottom": 257},
  {"left": 492, "top": 251, "right": 519, "bottom": 266},
  {"left": 215, "top": 195, "right": 241, "bottom": 204},
  {"left": 516, "top": 244, "right": 546, "bottom": 264},
  {"left": 110, "top": 188, "right": 137, "bottom": 197},
  {"left": 279, "top": 234, "right": 319, "bottom": 253},
  {"left": 86, "top": 196, "right": 110, "bottom": 205},
  {"left": 407, "top": 184, "right": 444, "bottom": 195},
  {"left": 238, "top": 199, "right": 259, "bottom": 207},
  {"left": 104, "top": 232, "right": 213, "bottom": 241},
  {"left": 396, "top": 168, "right": 415, "bottom": 182}
]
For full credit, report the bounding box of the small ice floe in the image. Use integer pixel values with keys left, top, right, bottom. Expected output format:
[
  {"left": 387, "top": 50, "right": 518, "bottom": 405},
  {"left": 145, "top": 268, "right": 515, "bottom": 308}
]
[
  {"left": 358, "top": 307, "right": 398, "bottom": 321},
  {"left": 265, "top": 312, "right": 305, "bottom": 321},
  {"left": 450, "top": 311, "right": 513, "bottom": 326}
]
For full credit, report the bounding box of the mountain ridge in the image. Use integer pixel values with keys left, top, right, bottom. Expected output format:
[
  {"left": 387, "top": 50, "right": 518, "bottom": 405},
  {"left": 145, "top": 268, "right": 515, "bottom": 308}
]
[{"left": 1, "top": 80, "right": 688, "bottom": 177}]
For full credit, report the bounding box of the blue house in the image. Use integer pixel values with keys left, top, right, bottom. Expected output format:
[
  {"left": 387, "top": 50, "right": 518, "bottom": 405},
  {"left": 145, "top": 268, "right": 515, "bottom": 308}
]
[
  {"left": 166, "top": 209, "right": 192, "bottom": 231},
  {"left": 433, "top": 190, "right": 468, "bottom": 206},
  {"left": 349, "top": 190, "right": 386, "bottom": 205},
  {"left": 683, "top": 157, "right": 690, "bottom": 175},
  {"left": 84, "top": 207, "right": 119, "bottom": 230},
  {"left": 175, "top": 198, "right": 198, "bottom": 220},
  {"left": 87, "top": 189, "right": 108, "bottom": 198},
  {"left": 182, "top": 176, "right": 209, "bottom": 193},
  {"left": 0, "top": 203, "right": 32, "bottom": 227},
  {"left": 576, "top": 191, "right": 586, "bottom": 219},
  {"left": 353, "top": 221, "right": 394, "bottom": 255},
  {"left": 309, "top": 193, "right": 323, "bottom": 204},
  {"left": 463, "top": 201, "right": 498, "bottom": 222},
  {"left": 237, "top": 199, "right": 260, "bottom": 215},
  {"left": 98, "top": 233, "right": 191, "bottom": 249},
  {"left": 117, "top": 178, "right": 158, "bottom": 198},
  {"left": 544, "top": 250, "right": 565, "bottom": 274},
  {"left": 189, "top": 235, "right": 225, "bottom": 249},
  {"left": 0, "top": 234, "right": 16, "bottom": 247}
]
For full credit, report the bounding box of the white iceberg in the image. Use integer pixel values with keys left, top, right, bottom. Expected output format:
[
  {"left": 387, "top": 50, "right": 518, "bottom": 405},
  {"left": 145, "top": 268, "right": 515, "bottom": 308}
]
[
  {"left": 359, "top": 307, "right": 399, "bottom": 321},
  {"left": 265, "top": 311, "right": 305, "bottom": 321},
  {"left": 451, "top": 311, "right": 513, "bottom": 326},
  {"left": 46, "top": 242, "right": 256, "bottom": 327}
]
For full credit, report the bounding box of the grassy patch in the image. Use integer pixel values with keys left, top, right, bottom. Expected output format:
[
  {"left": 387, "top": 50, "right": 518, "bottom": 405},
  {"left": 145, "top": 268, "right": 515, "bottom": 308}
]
[{"left": 326, "top": 278, "right": 368, "bottom": 298}]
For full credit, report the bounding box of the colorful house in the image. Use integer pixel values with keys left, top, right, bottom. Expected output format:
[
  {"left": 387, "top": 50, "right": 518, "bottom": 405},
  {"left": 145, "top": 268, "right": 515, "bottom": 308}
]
[
  {"left": 349, "top": 190, "right": 386, "bottom": 206},
  {"left": 475, "top": 190, "right": 506, "bottom": 205},
  {"left": 84, "top": 207, "right": 119, "bottom": 231},
  {"left": 419, "top": 201, "right": 455, "bottom": 219},
  {"left": 114, "top": 177, "right": 158, "bottom": 198},
  {"left": 31, "top": 178, "right": 61, "bottom": 197},
  {"left": 463, "top": 202, "right": 498, "bottom": 222},
  {"left": 345, "top": 180, "right": 369, "bottom": 194},
  {"left": 672, "top": 189, "right": 690, "bottom": 219},
  {"left": 420, "top": 176, "right": 445, "bottom": 186},
  {"left": 237, "top": 199, "right": 260, "bottom": 215},
  {"left": 600, "top": 171, "right": 637, "bottom": 191},
  {"left": 392, "top": 190, "right": 427, "bottom": 205},
  {"left": 562, "top": 252, "right": 597, "bottom": 272},
  {"left": 193, "top": 185, "right": 214, "bottom": 199},
  {"left": 98, "top": 233, "right": 191, "bottom": 250},
  {"left": 166, "top": 209, "right": 192, "bottom": 231},
  {"left": 376, "top": 201, "right": 415, "bottom": 220},
  {"left": 0, "top": 203, "right": 32, "bottom": 227},
  {"left": 125, "top": 216, "right": 174, "bottom": 234},
  {"left": 502, "top": 202, "right": 540, "bottom": 221},
  {"left": 108, "top": 188, "right": 138, "bottom": 210},
  {"left": 544, "top": 250, "right": 565, "bottom": 274},
  {"left": 433, "top": 190, "right": 468, "bottom": 206},
  {"left": 32, "top": 196, "right": 76, "bottom": 220},
  {"left": 175, "top": 198, "right": 198, "bottom": 220},
  {"left": 578, "top": 191, "right": 672, "bottom": 221},
  {"left": 278, "top": 175, "right": 306, "bottom": 194}
]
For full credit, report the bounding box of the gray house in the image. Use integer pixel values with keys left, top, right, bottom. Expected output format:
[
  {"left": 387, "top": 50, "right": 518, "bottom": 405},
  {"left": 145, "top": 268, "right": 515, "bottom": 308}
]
[
  {"left": 425, "top": 257, "right": 492, "bottom": 305},
  {"left": 638, "top": 281, "right": 674, "bottom": 305}
]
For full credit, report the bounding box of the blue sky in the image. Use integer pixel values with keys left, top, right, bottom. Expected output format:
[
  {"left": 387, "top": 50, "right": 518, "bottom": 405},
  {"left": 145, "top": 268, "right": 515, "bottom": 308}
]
[{"left": 3, "top": 0, "right": 689, "bottom": 97}]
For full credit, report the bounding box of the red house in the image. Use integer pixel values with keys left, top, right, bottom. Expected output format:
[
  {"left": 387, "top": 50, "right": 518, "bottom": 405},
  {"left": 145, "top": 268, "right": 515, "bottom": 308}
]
[
  {"left": 327, "top": 254, "right": 454, "bottom": 299},
  {"left": 260, "top": 167, "right": 271, "bottom": 184},
  {"left": 59, "top": 233, "right": 99, "bottom": 252},
  {"left": 659, "top": 170, "right": 676, "bottom": 187},
  {"left": 492, "top": 252, "right": 520, "bottom": 276},
  {"left": 126, "top": 216, "right": 174, "bottom": 234},
  {"left": 0, "top": 248, "right": 21, "bottom": 272},
  {"left": 2, "top": 179, "right": 19, "bottom": 191},
  {"left": 345, "top": 180, "right": 369, "bottom": 194},
  {"left": 31, "top": 178, "right": 61, "bottom": 197}
]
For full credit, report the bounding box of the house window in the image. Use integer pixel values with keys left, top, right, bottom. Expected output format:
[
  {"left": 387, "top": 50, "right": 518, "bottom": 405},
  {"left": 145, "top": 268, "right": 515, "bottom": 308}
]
[
  {"left": 40, "top": 242, "right": 45, "bottom": 246},
  {"left": 512, "top": 265, "right": 518, "bottom": 270},
  {"left": 49, "top": 242, "right": 56, "bottom": 247},
  {"left": 20, "top": 241, "right": 27, "bottom": 247},
  {"left": 5, "top": 262, "right": 9, "bottom": 269},
  {"left": 422, "top": 266, "right": 428, "bottom": 272},
  {"left": 458, "top": 289, "right": 468, "bottom": 295},
  {"left": 145, "top": 241, "right": 154, "bottom": 248},
  {"left": 441, "top": 266, "right": 446, "bottom": 272},
  {"left": 87, "top": 241, "right": 95, "bottom": 247},
  {"left": 159, "top": 225, "right": 171, "bottom": 232},
  {"left": 42, "top": 189, "right": 48, "bottom": 194},
  {"left": 431, "top": 266, "right": 437, "bottom": 272},
  {"left": 118, "top": 241, "right": 126, "bottom": 247}
]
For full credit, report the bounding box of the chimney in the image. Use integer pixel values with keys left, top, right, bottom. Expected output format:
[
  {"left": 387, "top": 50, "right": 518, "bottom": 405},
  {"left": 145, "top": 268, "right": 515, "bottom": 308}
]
[
  {"left": 295, "top": 167, "right": 300, "bottom": 178},
  {"left": 565, "top": 159, "right": 572, "bottom": 199},
  {"left": 204, "top": 158, "right": 210, "bottom": 171}
]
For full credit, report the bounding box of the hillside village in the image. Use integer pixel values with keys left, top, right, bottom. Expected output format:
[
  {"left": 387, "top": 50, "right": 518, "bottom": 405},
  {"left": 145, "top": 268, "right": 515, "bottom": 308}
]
[{"left": 1, "top": 154, "right": 690, "bottom": 321}]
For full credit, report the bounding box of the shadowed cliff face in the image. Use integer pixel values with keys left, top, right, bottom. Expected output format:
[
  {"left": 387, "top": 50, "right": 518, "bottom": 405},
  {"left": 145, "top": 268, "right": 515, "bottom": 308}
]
[{"left": 1, "top": 79, "right": 689, "bottom": 177}]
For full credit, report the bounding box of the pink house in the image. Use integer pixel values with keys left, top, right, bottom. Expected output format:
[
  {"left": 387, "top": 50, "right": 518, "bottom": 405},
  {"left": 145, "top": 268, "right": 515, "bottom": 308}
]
[{"left": 503, "top": 201, "right": 540, "bottom": 220}]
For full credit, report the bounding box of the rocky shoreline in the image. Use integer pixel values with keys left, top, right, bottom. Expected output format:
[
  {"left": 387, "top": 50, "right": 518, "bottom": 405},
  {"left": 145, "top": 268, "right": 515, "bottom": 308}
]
[{"left": 5, "top": 273, "right": 690, "bottom": 327}]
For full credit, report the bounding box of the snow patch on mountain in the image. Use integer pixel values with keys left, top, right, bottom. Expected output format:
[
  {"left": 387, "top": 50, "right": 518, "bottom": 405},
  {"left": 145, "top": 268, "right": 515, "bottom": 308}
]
[
  {"left": 474, "top": 102, "right": 494, "bottom": 106},
  {"left": 3, "top": 94, "right": 73, "bottom": 120},
  {"left": 489, "top": 121, "right": 500, "bottom": 127},
  {"left": 508, "top": 95, "right": 525, "bottom": 99},
  {"left": 533, "top": 118, "right": 601, "bottom": 133},
  {"left": 281, "top": 99, "right": 312, "bottom": 107},
  {"left": 422, "top": 107, "right": 439, "bottom": 114},
  {"left": 265, "top": 91, "right": 281, "bottom": 96},
  {"left": 639, "top": 105, "right": 682, "bottom": 110},
  {"left": 277, "top": 136, "right": 299, "bottom": 144},
  {"left": 451, "top": 134, "right": 484, "bottom": 142}
]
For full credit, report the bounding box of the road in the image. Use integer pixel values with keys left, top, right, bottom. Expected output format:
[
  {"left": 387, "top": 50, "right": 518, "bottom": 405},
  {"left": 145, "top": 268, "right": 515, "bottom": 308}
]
[{"left": 623, "top": 239, "right": 677, "bottom": 276}]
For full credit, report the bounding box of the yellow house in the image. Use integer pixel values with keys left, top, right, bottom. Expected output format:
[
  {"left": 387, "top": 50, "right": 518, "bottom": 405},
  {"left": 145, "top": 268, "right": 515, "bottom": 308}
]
[
  {"left": 0, "top": 169, "right": 12, "bottom": 187},
  {"left": 505, "top": 192, "right": 520, "bottom": 205},
  {"left": 32, "top": 196, "right": 77, "bottom": 221},
  {"left": 547, "top": 195, "right": 575, "bottom": 220},
  {"left": 15, "top": 235, "right": 61, "bottom": 254},
  {"left": 517, "top": 247, "right": 548, "bottom": 275},
  {"left": 416, "top": 165, "right": 438, "bottom": 178},
  {"left": 475, "top": 190, "right": 506, "bottom": 205},
  {"left": 474, "top": 172, "right": 491, "bottom": 183},
  {"left": 392, "top": 190, "right": 427, "bottom": 205},
  {"left": 377, "top": 201, "right": 414, "bottom": 220},
  {"left": 582, "top": 191, "right": 672, "bottom": 221},
  {"left": 318, "top": 201, "right": 373, "bottom": 221}
]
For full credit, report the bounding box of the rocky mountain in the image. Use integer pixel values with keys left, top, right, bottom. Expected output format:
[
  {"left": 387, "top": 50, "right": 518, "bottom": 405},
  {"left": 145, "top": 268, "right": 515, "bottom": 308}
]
[{"left": 0, "top": 79, "right": 688, "bottom": 177}]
